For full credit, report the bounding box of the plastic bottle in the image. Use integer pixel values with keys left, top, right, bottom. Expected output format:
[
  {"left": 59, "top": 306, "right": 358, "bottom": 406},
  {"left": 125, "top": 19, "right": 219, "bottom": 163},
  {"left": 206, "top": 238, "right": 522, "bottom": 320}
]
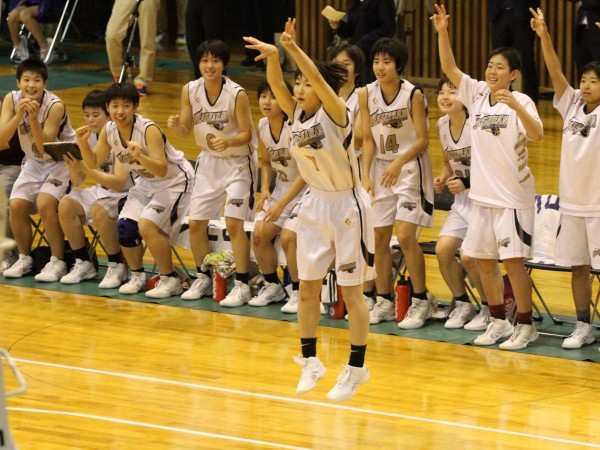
[
  {"left": 212, "top": 269, "right": 227, "bottom": 302},
  {"left": 395, "top": 274, "right": 410, "bottom": 322},
  {"left": 329, "top": 284, "right": 346, "bottom": 319}
]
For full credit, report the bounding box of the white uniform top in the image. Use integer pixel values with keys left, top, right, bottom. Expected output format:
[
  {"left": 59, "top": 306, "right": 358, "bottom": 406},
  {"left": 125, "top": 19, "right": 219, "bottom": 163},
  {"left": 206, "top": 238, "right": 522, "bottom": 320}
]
[
  {"left": 437, "top": 114, "right": 472, "bottom": 213},
  {"left": 458, "top": 74, "right": 541, "bottom": 209},
  {"left": 89, "top": 133, "right": 135, "bottom": 192},
  {"left": 554, "top": 85, "right": 600, "bottom": 216},
  {"left": 105, "top": 114, "right": 193, "bottom": 192},
  {"left": 290, "top": 105, "right": 358, "bottom": 192},
  {"left": 257, "top": 116, "right": 300, "bottom": 184},
  {"left": 345, "top": 88, "right": 361, "bottom": 158},
  {"left": 366, "top": 79, "right": 426, "bottom": 161},
  {"left": 188, "top": 75, "right": 256, "bottom": 158},
  {"left": 12, "top": 89, "right": 75, "bottom": 161}
]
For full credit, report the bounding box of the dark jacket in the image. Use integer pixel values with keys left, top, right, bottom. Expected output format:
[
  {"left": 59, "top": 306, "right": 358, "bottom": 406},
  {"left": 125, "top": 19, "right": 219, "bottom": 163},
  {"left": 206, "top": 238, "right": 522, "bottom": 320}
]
[
  {"left": 488, "top": 0, "right": 540, "bottom": 22},
  {"left": 336, "top": 0, "right": 396, "bottom": 59}
]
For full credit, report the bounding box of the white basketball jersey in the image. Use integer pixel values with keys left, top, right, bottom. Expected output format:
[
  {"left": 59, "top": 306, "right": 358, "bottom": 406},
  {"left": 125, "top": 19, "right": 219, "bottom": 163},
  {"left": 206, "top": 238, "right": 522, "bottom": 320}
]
[
  {"left": 458, "top": 75, "right": 541, "bottom": 209},
  {"left": 105, "top": 114, "right": 193, "bottom": 192},
  {"left": 13, "top": 89, "right": 75, "bottom": 161},
  {"left": 437, "top": 114, "right": 472, "bottom": 211},
  {"left": 290, "top": 106, "right": 359, "bottom": 191},
  {"left": 188, "top": 76, "right": 256, "bottom": 158},
  {"left": 257, "top": 117, "right": 299, "bottom": 184},
  {"left": 366, "top": 79, "right": 426, "bottom": 161},
  {"left": 89, "top": 133, "right": 134, "bottom": 191},
  {"left": 554, "top": 85, "right": 600, "bottom": 216}
]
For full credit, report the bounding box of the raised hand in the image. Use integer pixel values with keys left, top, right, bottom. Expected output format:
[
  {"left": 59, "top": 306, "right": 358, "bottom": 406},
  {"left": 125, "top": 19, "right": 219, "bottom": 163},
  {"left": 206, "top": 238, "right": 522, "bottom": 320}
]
[
  {"left": 529, "top": 7, "right": 547, "bottom": 36},
  {"left": 243, "top": 36, "right": 278, "bottom": 61},
  {"left": 495, "top": 89, "right": 519, "bottom": 110},
  {"left": 167, "top": 114, "right": 181, "bottom": 130},
  {"left": 281, "top": 18, "right": 296, "bottom": 48},
  {"left": 430, "top": 4, "right": 449, "bottom": 32}
]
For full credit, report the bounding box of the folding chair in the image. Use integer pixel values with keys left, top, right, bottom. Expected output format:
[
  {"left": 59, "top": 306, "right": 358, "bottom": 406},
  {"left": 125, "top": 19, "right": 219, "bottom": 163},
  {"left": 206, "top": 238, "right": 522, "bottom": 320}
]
[{"left": 8, "top": 0, "right": 80, "bottom": 64}]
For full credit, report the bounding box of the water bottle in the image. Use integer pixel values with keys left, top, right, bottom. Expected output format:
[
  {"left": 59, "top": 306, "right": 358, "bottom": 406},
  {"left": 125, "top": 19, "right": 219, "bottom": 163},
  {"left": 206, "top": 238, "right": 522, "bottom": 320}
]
[{"left": 395, "top": 274, "right": 410, "bottom": 322}]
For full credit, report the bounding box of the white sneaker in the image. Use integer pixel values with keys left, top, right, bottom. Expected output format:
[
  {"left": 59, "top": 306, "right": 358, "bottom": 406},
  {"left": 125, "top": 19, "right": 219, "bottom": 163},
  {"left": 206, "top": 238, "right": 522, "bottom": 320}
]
[
  {"left": 369, "top": 297, "right": 395, "bottom": 324},
  {"left": 320, "top": 302, "right": 328, "bottom": 314},
  {"left": 35, "top": 256, "right": 67, "bottom": 282},
  {"left": 0, "top": 254, "right": 18, "bottom": 275},
  {"left": 281, "top": 290, "right": 300, "bottom": 313},
  {"left": 146, "top": 275, "right": 183, "bottom": 299},
  {"left": 293, "top": 355, "right": 326, "bottom": 394},
  {"left": 464, "top": 305, "right": 491, "bottom": 331},
  {"left": 11, "top": 35, "right": 29, "bottom": 64},
  {"left": 398, "top": 298, "right": 433, "bottom": 329},
  {"left": 60, "top": 259, "right": 97, "bottom": 284},
  {"left": 473, "top": 318, "right": 514, "bottom": 346},
  {"left": 326, "top": 364, "right": 370, "bottom": 402},
  {"left": 444, "top": 301, "right": 477, "bottom": 329},
  {"left": 219, "top": 280, "right": 251, "bottom": 307},
  {"left": 499, "top": 323, "right": 539, "bottom": 350},
  {"left": 119, "top": 271, "right": 147, "bottom": 294},
  {"left": 3, "top": 254, "right": 32, "bottom": 278},
  {"left": 562, "top": 321, "right": 596, "bottom": 349},
  {"left": 365, "top": 296, "right": 376, "bottom": 311},
  {"left": 248, "top": 281, "right": 288, "bottom": 306},
  {"left": 181, "top": 273, "right": 212, "bottom": 300},
  {"left": 98, "top": 262, "right": 128, "bottom": 288}
]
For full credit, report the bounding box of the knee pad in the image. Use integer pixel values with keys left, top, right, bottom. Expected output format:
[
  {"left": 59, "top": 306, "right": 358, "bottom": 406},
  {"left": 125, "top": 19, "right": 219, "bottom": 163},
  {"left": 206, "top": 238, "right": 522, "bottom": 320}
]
[{"left": 117, "top": 218, "right": 141, "bottom": 248}]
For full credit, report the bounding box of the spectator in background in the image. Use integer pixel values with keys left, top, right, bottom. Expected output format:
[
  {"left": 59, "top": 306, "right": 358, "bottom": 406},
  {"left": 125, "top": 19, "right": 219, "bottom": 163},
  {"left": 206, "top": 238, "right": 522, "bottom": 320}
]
[
  {"left": 185, "top": 0, "right": 224, "bottom": 79},
  {"left": 240, "top": 0, "right": 274, "bottom": 69},
  {"left": 574, "top": 0, "right": 600, "bottom": 80},
  {"left": 488, "top": 0, "right": 540, "bottom": 104},
  {"left": 7, "top": 0, "right": 64, "bottom": 64},
  {"left": 156, "top": 0, "right": 187, "bottom": 46},
  {"left": 106, "top": 0, "right": 160, "bottom": 96},
  {"left": 327, "top": 0, "right": 396, "bottom": 83}
]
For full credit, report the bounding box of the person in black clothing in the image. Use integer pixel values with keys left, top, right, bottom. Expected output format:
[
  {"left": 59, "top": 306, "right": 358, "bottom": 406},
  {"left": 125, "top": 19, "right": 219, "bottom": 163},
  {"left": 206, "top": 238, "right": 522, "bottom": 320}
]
[
  {"left": 574, "top": 0, "right": 600, "bottom": 80},
  {"left": 327, "top": 0, "right": 396, "bottom": 83},
  {"left": 185, "top": 0, "right": 224, "bottom": 79},
  {"left": 488, "top": 0, "right": 540, "bottom": 104},
  {"left": 240, "top": 0, "right": 274, "bottom": 69}
]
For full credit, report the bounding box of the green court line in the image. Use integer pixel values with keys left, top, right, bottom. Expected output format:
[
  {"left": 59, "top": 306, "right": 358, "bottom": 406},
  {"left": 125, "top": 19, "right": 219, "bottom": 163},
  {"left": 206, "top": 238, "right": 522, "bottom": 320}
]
[{"left": 2, "top": 272, "right": 599, "bottom": 364}]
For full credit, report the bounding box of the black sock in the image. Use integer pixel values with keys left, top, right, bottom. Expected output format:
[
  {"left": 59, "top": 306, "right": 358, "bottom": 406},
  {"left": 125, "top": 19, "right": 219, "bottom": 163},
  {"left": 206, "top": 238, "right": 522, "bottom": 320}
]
[
  {"left": 454, "top": 294, "right": 470, "bottom": 303},
  {"left": 73, "top": 246, "right": 89, "bottom": 262},
  {"left": 363, "top": 289, "right": 376, "bottom": 299},
  {"left": 197, "top": 268, "right": 210, "bottom": 278},
  {"left": 489, "top": 304, "right": 506, "bottom": 320},
  {"left": 162, "top": 271, "right": 177, "bottom": 278},
  {"left": 516, "top": 311, "right": 532, "bottom": 325},
  {"left": 130, "top": 267, "right": 144, "bottom": 273},
  {"left": 292, "top": 281, "right": 300, "bottom": 291},
  {"left": 413, "top": 291, "right": 428, "bottom": 300},
  {"left": 348, "top": 344, "right": 366, "bottom": 367},
  {"left": 576, "top": 310, "right": 591, "bottom": 323},
  {"left": 377, "top": 292, "right": 392, "bottom": 301},
  {"left": 264, "top": 272, "right": 279, "bottom": 284},
  {"left": 236, "top": 272, "right": 249, "bottom": 284},
  {"left": 301, "top": 337, "right": 317, "bottom": 358},
  {"left": 107, "top": 252, "right": 122, "bottom": 264}
]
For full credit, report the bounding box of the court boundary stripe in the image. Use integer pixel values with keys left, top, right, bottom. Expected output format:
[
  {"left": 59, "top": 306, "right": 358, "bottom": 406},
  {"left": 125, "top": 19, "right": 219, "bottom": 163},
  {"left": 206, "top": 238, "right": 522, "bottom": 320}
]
[
  {"left": 14, "top": 358, "right": 600, "bottom": 448},
  {"left": 6, "top": 407, "right": 310, "bottom": 450}
]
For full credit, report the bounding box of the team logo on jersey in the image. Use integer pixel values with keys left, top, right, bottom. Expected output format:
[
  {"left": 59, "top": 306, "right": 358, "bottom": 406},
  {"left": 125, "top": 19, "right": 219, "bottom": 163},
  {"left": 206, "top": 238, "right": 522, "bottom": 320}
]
[
  {"left": 270, "top": 147, "right": 291, "bottom": 167},
  {"left": 337, "top": 262, "right": 356, "bottom": 273},
  {"left": 47, "top": 178, "right": 63, "bottom": 187},
  {"left": 227, "top": 198, "right": 244, "bottom": 207},
  {"left": 116, "top": 151, "right": 138, "bottom": 165},
  {"left": 275, "top": 169, "right": 289, "bottom": 182},
  {"left": 593, "top": 248, "right": 600, "bottom": 258},
  {"left": 18, "top": 121, "right": 30, "bottom": 136},
  {"left": 400, "top": 201, "right": 416, "bottom": 211},
  {"left": 370, "top": 108, "right": 408, "bottom": 129},
  {"left": 293, "top": 124, "right": 325, "bottom": 149},
  {"left": 564, "top": 115, "right": 597, "bottom": 137},
  {"left": 193, "top": 109, "right": 229, "bottom": 131},
  {"left": 446, "top": 146, "right": 471, "bottom": 166},
  {"left": 148, "top": 204, "right": 166, "bottom": 214},
  {"left": 474, "top": 114, "right": 509, "bottom": 136},
  {"left": 498, "top": 237, "right": 510, "bottom": 248}
]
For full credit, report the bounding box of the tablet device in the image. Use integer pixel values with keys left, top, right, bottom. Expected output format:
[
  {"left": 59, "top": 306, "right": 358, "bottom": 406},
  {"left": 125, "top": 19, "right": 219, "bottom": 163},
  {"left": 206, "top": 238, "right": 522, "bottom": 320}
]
[{"left": 43, "top": 142, "right": 82, "bottom": 162}]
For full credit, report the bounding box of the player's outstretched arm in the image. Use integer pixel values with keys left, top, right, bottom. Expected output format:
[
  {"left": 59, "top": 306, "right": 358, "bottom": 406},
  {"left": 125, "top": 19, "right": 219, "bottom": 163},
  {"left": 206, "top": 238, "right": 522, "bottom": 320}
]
[
  {"left": 431, "top": 4, "right": 464, "bottom": 89},
  {"left": 530, "top": 7, "right": 569, "bottom": 100},
  {"left": 280, "top": 18, "right": 347, "bottom": 126}
]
